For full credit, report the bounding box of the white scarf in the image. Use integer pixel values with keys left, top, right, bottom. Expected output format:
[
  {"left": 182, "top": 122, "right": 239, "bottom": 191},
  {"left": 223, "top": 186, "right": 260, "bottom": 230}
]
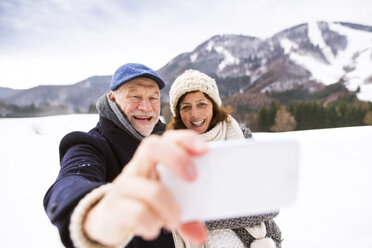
[
  {"left": 200, "top": 115, "right": 244, "bottom": 142},
  {"left": 173, "top": 116, "right": 246, "bottom": 248}
]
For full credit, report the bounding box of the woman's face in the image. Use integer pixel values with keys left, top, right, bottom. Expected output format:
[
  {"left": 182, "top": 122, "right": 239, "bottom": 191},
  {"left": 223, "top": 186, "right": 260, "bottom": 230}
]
[{"left": 179, "top": 91, "right": 213, "bottom": 134}]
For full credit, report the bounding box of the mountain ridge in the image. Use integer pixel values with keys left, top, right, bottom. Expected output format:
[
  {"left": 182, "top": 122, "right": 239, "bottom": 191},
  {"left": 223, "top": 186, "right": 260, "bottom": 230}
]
[{"left": 1, "top": 21, "right": 371, "bottom": 117}]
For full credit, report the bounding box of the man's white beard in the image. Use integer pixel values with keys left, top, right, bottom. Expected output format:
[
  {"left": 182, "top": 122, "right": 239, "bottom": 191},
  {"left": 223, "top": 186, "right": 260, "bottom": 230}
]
[
  {"left": 129, "top": 110, "right": 158, "bottom": 136},
  {"left": 134, "top": 122, "right": 157, "bottom": 136}
]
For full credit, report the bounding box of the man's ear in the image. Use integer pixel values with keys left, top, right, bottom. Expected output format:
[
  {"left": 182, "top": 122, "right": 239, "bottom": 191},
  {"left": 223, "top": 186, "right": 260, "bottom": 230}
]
[{"left": 109, "top": 91, "right": 116, "bottom": 102}]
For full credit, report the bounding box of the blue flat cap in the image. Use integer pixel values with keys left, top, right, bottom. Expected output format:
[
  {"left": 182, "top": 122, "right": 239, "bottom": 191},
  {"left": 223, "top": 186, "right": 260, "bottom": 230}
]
[{"left": 110, "top": 63, "right": 165, "bottom": 91}]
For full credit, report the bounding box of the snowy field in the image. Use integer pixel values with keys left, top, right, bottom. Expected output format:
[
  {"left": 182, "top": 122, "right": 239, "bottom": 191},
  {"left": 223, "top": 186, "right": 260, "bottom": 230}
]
[{"left": 0, "top": 114, "right": 371, "bottom": 248}]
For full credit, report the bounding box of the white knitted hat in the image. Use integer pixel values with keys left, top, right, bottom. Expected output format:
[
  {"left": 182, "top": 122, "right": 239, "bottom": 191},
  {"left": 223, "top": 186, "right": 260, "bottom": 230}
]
[{"left": 169, "top": 69, "right": 222, "bottom": 115}]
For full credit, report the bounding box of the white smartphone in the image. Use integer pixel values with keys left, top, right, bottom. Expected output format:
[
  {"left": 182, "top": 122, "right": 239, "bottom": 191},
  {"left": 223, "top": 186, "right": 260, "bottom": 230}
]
[{"left": 157, "top": 139, "right": 299, "bottom": 222}]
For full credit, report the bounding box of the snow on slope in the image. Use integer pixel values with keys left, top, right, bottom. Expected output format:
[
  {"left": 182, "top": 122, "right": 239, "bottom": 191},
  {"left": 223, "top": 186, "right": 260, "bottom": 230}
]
[
  {"left": 287, "top": 22, "right": 341, "bottom": 85},
  {"left": 214, "top": 46, "right": 240, "bottom": 71},
  {"left": 285, "top": 22, "right": 372, "bottom": 101},
  {"left": 329, "top": 23, "right": 372, "bottom": 101},
  {"left": 280, "top": 38, "right": 298, "bottom": 54},
  {"left": 307, "top": 21, "right": 335, "bottom": 64},
  {"left": 0, "top": 114, "right": 371, "bottom": 247}
]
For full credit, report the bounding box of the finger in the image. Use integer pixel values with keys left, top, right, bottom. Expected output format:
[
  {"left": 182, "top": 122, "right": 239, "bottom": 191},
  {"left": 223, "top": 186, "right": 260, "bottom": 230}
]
[
  {"left": 113, "top": 176, "right": 181, "bottom": 228},
  {"left": 126, "top": 135, "right": 194, "bottom": 181},
  {"left": 162, "top": 130, "right": 208, "bottom": 156},
  {"left": 125, "top": 131, "right": 207, "bottom": 181},
  {"left": 178, "top": 221, "right": 208, "bottom": 245}
]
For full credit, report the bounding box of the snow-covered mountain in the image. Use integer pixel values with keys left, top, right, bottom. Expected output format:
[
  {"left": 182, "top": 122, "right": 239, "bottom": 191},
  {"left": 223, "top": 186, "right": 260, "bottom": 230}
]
[
  {"left": 1, "top": 21, "right": 371, "bottom": 115},
  {"left": 0, "top": 87, "right": 21, "bottom": 99},
  {"left": 1, "top": 75, "right": 111, "bottom": 112},
  {"left": 279, "top": 21, "right": 372, "bottom": 101},
  {"left": 158, "top": 21, "right": 372, "bottom": 101}
]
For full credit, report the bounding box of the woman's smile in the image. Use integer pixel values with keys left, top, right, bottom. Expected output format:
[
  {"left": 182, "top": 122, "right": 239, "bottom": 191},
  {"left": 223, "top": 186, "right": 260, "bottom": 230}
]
[{"left": 191, "top": 120, "right": 205, "bottom": 126}]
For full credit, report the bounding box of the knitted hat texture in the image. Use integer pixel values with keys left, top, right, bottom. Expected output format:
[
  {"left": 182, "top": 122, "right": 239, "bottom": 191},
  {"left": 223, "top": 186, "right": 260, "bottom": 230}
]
[
  {"left": 110, "top": 63, "right": 165, "bottom": 91},
  {"left": 169, "top": 69, "right": 222, "bottom": 115}
]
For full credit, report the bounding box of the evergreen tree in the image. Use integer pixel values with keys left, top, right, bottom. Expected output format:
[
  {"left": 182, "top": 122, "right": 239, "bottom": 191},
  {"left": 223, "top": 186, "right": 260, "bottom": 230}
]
[
  {"left": 325, "top": 103, "right": 339, "bottom": 128},
  {"left": 257, "top": 102, "right": 279, "bottom": 131},
  {"left": 244, "top": 112, "right": 259, "bottom": 132},
  {"left": 257, "top": 106, "right": 270, "bottom": 131}
]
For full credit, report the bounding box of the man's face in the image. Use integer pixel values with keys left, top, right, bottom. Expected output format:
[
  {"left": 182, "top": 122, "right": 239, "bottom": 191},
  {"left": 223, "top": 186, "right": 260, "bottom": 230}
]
[{"left": 110, "top": 78, "right": 160, "bottom": 136}]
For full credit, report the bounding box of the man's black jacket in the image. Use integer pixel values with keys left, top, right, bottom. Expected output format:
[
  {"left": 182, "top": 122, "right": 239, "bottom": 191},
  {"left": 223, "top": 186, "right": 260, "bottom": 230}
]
[{"left": 43, "top": 116, "right": 173, "bottom": 247}]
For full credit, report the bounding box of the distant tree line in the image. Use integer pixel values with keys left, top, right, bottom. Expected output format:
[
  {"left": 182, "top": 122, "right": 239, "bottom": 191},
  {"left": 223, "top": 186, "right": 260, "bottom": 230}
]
[
  {"left": 234, "top": 82, "right": 372, "bottom": 132},
  {"left": 2, "top": 83, "right": 372, "bottom": 133},
  {"left": 0, "top": 101, "right": 98, "bottom": 117},
  {"left": 254, "top": 100, "right": 372, "bottom": 132},
  {"left": 0, "top": 102, "right": 69, "bottom": 117}
]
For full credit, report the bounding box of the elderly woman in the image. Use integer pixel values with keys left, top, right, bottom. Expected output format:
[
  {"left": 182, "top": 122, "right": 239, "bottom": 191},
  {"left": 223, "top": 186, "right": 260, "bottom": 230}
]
[{"left": 168, "top": 69, "right": 282, "bottom": 248}]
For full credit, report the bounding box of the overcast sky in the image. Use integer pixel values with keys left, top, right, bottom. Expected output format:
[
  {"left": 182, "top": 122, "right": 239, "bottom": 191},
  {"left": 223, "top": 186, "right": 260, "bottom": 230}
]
[{"left": 1, "top": 0, "right": 371, "bottom": 89}]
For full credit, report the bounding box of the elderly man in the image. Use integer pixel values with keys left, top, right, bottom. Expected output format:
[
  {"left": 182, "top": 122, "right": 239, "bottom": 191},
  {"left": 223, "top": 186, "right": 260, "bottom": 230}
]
[{"left": 43, "top": 63, "right": 207, "bottom": 248}]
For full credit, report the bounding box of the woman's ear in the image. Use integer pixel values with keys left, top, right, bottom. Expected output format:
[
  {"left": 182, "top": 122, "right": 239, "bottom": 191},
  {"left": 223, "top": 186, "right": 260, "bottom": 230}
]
[{"left": 109, "top": 91, "right": 116, "bottom": 102}]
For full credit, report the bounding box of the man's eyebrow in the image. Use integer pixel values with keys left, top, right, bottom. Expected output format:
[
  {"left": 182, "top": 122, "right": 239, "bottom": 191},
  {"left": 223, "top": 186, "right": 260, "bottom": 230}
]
[
  {"left": 127, "top": 82, "right": 157, "bottom": 88},
  {"left": 127, "top": 87, "right": 160, "bottom": 96},
  {"left": 127, "top": 88, "right": 140, "bottom": 94}
]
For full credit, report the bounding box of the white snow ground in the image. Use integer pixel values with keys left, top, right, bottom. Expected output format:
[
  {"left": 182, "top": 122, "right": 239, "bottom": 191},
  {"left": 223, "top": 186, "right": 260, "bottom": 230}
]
[{"left": 0, "top": 114, "right": 371, "bottom": 248}]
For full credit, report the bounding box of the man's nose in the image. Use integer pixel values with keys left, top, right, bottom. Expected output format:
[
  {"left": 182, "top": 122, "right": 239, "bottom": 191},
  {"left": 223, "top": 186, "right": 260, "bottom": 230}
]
[{"left": 138, "top": 98, "right": 152, "bottom": 111}]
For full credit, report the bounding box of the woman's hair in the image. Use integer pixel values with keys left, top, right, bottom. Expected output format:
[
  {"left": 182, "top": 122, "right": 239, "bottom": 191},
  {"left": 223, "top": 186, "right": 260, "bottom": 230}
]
[{"left": 168, "top": 91, "right": 231, "bottom": 131}]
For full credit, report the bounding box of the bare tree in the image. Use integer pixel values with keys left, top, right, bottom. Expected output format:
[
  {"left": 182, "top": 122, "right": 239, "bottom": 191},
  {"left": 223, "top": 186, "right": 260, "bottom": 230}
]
[{"left": 271, "top": 105, "right": 297, "bottom": 132}]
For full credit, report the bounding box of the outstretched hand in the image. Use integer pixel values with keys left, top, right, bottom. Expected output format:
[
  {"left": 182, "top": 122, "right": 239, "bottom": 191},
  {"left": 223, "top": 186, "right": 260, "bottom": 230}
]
[{"left": 84, "top": 130, "right": 208, "bottom": 246}]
